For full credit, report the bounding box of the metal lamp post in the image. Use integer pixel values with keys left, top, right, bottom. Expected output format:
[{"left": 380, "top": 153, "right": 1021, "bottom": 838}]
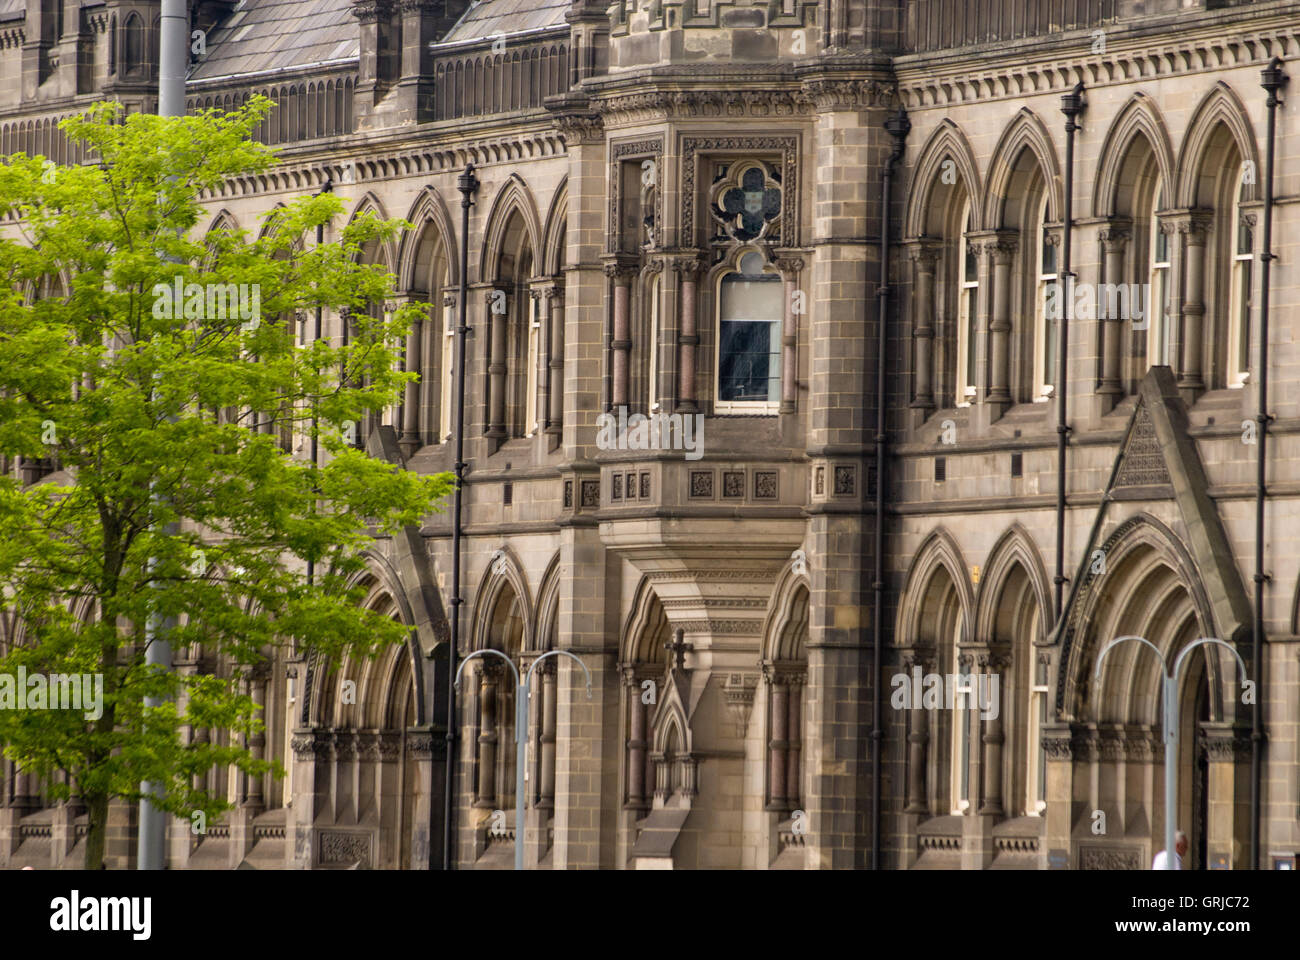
[
  {"left": 1095, "top": 636, "right": 1250, "bottom": 870},
  {"left": 453, "top": 648, "right": 591, "bottom": 870}
]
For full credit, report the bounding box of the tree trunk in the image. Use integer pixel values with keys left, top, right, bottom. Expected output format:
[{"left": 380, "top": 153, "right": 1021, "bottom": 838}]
[{"left": 84, "top": 790, "right": 110, "bottom": 869}]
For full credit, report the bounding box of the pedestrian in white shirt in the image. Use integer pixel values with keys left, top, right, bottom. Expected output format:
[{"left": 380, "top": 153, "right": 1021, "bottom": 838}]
[{"left": 1152, "top": 831, "right": 1188, "bottom": 870}]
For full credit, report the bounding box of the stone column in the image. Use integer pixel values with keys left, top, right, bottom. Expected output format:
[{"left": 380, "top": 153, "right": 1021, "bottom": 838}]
[
  {"left": 767, "top": 675, "right": 789, "bottom": 809},
  {"left": 1099, "top": 224, "right": 1130, "bottom": 401},
  {"left": 486, "top": 287, "right": 508, "bottom": 441},
  {"left": 538, "top": 659, "right": 557, "bottom": 809},
  {"left": 977, "top": 650, "right": 1007, "bottom": 816},
  {"left": 399, "top": 297, "right": 425, "bottom": 457},
  {"left": 474, "top": 661, "right": 499, "bottom": 808},
  {"left": 243, "top": 667, "right": 267, "bottom": 812},
  {"left": 775, "top": 255, "right": 805, "bottom": 414},
  {"left": 605, "top": 257, "right": 637, "bottom": 409},
  {"left": 1176, "top": 213, "right": 1212, "bottom": 398},
  {"left": 987, "top": 233, "right": 1018, "bottom": 409},
  {"left": 903, "top": 653, "right": 931, "bottom": 814},
  {"left": 673, "top": 256, "right": 703, "bottom": 413},
  {"left": 624, "top": 668, "right": 649, "bottom": 811},
  {"left": 907, "top": 242, "right": 940, "bottom": 412},
  {"left": 786, "top": 676, "right": 804, "bottom": 807},
  {"left": 544, "top": 283, "right": 564, "bottom": 442}
]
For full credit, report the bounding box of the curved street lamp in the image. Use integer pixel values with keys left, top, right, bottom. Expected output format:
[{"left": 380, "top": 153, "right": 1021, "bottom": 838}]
[
  {"left": 453, "top": 648, "right": 592, "bottom": 870},
  {"left": 1095, "top": 636, "right": 1250, "bottom": 870}
]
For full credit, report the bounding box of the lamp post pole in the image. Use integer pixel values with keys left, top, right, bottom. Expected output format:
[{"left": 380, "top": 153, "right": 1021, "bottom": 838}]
[
  {"left": 1095, "top": 636, "right": 1250, "bottom": 869},
  {"left": 453, "top": 648, "right": 591, "bottom": 870}
]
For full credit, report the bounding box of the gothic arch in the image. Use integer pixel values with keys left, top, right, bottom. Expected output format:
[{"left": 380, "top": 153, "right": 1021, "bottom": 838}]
[
  {"left": 623, "top": 576, "right": 670, "bottom": 665},
  {"left": 1092, "top": 92, "right": 1177, "bottom": 218},
  {"left": 904, "top": 119, "right": 983, "bottom": 238},
  {"left": 973, "top": 523, "right": 1051, "bottom": 646},
  {"left": 348, "top": 191, "right": 397, "bottom": 268},
  {"left": 479, "top": 174, "right": 543, "bottom": 280},
  {"left": 397, "top": 186, "right": 460, "bottom": 294},
  {"left": 1059, "top": 513, "right": 1219, "bottom": 724},
  {"left": 205, "top": 209, "right": 241, "bottom": 235},
  {"left": 1175, "top": 82, "right": 1260, "bottom": 208},
  {"left": 982, "top": 108, "right": 1063, "bottom": 229},
  {"left": 532, "top": 553, "right": 562, "bottom": 654},
  {"left": 896, "top": 528, "right": 976, "bottom": 649},
  {"left": 539, "top": 176, "right": 568, "bottom": 277},
  {"left": 469, "top": 546, "right": 534, "bottom": 654},
  {"left": 761, "top": 554, "right": 811, "bottom": 661}
]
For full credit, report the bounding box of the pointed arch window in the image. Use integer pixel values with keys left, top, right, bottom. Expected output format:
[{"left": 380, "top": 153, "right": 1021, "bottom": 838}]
[
  {"left": 1227, "top": 169, "right": 1254, "bottom": 388},
  {"left": 955, "top": 200, "right": 977, "bottom": 406}
]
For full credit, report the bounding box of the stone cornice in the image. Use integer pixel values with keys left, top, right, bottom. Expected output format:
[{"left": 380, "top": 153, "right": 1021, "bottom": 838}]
[
  {"left": 895, "top": 21, "right": 1300, "bottom": 110},
  {"left": 197, "top": 126, "right": 566, "bottom": 202},
  {"left": 589, "top": 76, "right": 898, "bottom": 126}
]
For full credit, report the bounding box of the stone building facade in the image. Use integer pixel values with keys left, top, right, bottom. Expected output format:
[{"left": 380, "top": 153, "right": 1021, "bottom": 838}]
[{"left": 0, "top": 0, "right": 1297, "bottom": 869}]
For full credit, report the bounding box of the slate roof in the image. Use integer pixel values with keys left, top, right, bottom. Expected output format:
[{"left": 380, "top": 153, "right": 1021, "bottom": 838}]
[
  {"left": 190, "top": 0, "right": 359, "bottom": 82},
  {"left": 438, "top": 0, "right": 570, "bottom": 45}
]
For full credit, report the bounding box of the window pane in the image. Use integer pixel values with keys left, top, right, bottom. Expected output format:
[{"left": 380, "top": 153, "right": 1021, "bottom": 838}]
[
  {"left": 720, "top": 272, "right": 781, "bottom": 403},
  {"left": 1041, "top": 236, "right": 1056, "bottom": 275},
  {"left": 965, "top": 288, "right": 976, "bottom": 388},
  {"left": 1239, "top": 259, "right": 1252, "bottom": 371}
]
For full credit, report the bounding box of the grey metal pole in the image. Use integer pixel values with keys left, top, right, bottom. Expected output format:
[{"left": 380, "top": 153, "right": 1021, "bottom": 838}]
[
  {"left": 1162, "top": 672, "right": 1177, "bottom": 871},
  {"left": 139, "top": 0, "right": 188, "bottom": 872},
  {"left": 454, "top": 648, "right": 591, "bottom": 870},
  {"left": 1097, "top": 636, "right": 1250, "bottom": 870}
]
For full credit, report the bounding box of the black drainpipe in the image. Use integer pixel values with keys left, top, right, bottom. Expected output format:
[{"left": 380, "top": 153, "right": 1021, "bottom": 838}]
[
  {"left": 1055, "top": 83, "right": 1085, "bottom": 622},
  {"left": 443, "top": 163, "right": 478, "bottom": 870},
  {"left": 1252, "top": 57, "right": 1286, "bottom": 870},
  {"left": 872, "top": 107, "right": 910, "bottom": 871}
]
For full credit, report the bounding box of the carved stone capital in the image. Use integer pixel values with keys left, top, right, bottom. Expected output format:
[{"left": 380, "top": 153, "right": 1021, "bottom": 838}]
[
  {"left": 798, "top": 77, "right": 897, "bottom": 110},
  {"left": 602, "top": 254, "right": 639, "bottom": 283},
  {"left": 905, "top": 238, "right": 943, "bottom": 269}
]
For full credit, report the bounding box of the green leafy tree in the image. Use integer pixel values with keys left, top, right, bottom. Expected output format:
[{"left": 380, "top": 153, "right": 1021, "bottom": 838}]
[{"left": 0, "top": 98, "right": 452, "bottom": 869}]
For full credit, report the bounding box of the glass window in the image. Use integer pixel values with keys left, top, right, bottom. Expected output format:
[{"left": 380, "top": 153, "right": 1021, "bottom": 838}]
[
  {"left": 1228, "top": 171, "right": 1253, "bottom": 387},
  {"left": 1027, "top": 652, "right": 1048, "bottom": 815},
  {"left": 955, "top": 200, "right": 977, "bottom": 406},
  {"left": 717, "top": 250, "right": 781, "bottom": 410},
  {"left": 525, "top": 293, "right": 540, "bottom": 435},
  {"left": 1034, "top": 193, "right": 1057, "bottom": 401},
  {"left": 1148, "top": 182, "right": 1171, "bottom": 368}
]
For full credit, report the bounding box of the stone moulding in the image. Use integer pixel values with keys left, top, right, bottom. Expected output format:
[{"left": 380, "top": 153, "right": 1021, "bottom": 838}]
[{"left": 895, "top": 25, "right": 1300, "bottom": 109}]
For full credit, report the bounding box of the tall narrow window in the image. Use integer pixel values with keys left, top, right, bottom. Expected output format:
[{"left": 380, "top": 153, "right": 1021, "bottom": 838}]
[
  {"left": 525, "top": 294, "right": 540, "bottom": 436},
  {"left": 1034, "top": 194, "right": 1057, "bottom": 401},
  {"left": 1228, "top": 173, "right": 1253, "bottom": 387},
  {"left": 955, "top": 200, "right": 977, "bottom": 406},
  {"left": 647, "top": 279, "right": 659, "bottom": 412},
  {"left": 1026, "top": 654, "right": 1048, "bottom": 815},
  {"left": 950, "top": 639, "right": 972, "bottom": 815},
  {"left": 1148, "top": 191, "right": 1171, "bottom": 367},
  {"left": 716, "top": 249, "right": 781, "bottom": 412},
  {"left": 440, "top": 298, "right": 454, "bottom": 441}
]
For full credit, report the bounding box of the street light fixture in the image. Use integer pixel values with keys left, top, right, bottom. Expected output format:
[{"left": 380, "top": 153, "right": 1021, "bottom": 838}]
[
  {"left": 453, "top": 648, "right": 592, "bottom": 870},
  {"left": 1094, "top": 635, "right": 1250, "bottom": 870}
]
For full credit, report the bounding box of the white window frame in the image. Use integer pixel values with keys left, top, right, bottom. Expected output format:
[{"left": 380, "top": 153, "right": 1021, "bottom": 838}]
[
  {"left": 950, "top": 660, "right": 973, "bottom": 815},
  {"left": 648, "top": 278, "right": 660, "bottom": 413},
  {"left": 955, "top": 199, "right": 977, "bottom": 407},
  {"left": 714, "top": 248, "right": 782, "bottom": 415},
  {"left": 525, "top": 293, "right": 540, "bottom": 436},
  {"left": 439, "top": 299, "right": 454, "bottom": 441},
  {"left": 1026, "top": 656, "right": 1048, "bottom": 816},
  {"left": 1148, "top": 188, "right": 1171, "bottom": 368},
  {"left": 1033, "top": 193, "right": 1057, "bottom": 402},
  {"left": 1227, "top": 171, "right": 1253, "bottom": 388}
]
